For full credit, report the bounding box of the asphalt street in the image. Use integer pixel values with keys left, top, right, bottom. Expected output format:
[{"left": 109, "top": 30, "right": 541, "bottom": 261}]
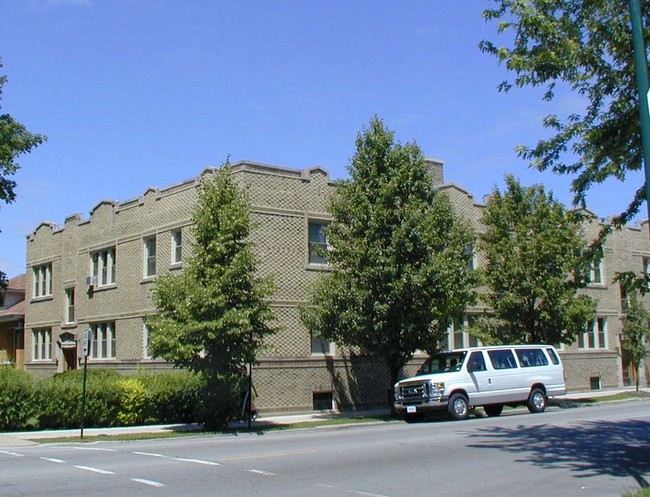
[{"left": 0, "top": 400, "right": 648, "bottom": 497}]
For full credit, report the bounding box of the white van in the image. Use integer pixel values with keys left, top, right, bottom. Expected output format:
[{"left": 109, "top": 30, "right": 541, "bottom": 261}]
[{"left": 394, "top": 345, "right": 566, "bottom": 421}]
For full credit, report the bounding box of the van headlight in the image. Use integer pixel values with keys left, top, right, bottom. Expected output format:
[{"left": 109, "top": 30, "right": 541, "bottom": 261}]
[{"left": 429, "top": 382, "right": 445, "bottom": 393}]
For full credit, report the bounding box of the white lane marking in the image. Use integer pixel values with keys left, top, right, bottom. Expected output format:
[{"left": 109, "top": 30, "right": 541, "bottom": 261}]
[
  {"left": 74, "top": 465, "right": 116, "bottom": 475},
  {"left": 0, "top": 451, "right": 23, "bottom": 457},
  {"left": 133, "top": 451, "right": 166, "bottom": 457},
  {"left": 315, "top": 484, "right": 393, "bottom": 497},
  {"left": 173, "top": 457, "right": 220, "bottom": 466},
  {"left": 40, "top": 457, "right": 66, "bottom": 463},
  {"left": 72, "top": 447, "right": 116, "bottom": 452},
  {"left": 248, "top": 469, "right": 276, "bottom": 476},
  {"left": 131, "top": 478, "right": 165, "bottom": 488}
]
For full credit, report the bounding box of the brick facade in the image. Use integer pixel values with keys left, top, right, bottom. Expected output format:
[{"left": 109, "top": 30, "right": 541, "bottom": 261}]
[{"left": 24, "top": 160, "right": 650, "bottom": 413}]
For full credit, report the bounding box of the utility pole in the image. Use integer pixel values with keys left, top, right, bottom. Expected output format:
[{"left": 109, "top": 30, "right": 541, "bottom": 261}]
[{"left": 628, "top": 0, "right": 650, "bottom": 222}]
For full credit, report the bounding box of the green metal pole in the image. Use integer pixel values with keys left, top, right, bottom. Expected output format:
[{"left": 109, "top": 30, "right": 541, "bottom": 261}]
[{"left": 629, "top": 0, "right": 650, "bottom": 221}]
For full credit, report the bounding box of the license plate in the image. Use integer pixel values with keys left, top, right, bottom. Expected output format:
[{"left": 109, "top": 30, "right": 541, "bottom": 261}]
[{"left": 406, "top": 406, "right": 417, "bottom": 414}]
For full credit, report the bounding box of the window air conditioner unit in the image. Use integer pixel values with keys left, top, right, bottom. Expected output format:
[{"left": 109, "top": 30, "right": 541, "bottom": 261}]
[{"left": 86, "top": 276, "right": 98, "bottom": 286}]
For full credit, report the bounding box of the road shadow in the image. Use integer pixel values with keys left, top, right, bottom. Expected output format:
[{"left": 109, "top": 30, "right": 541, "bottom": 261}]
[{"left": 465, "top": 418, "right": 650, "bottom": 488}]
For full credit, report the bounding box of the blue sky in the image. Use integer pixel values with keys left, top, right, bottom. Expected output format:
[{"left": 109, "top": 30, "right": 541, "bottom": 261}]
[{"left": 1, "top": 0, "right": 645, "bottom": 278}]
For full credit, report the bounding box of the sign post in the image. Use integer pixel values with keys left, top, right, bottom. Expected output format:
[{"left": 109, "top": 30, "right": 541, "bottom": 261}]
[{"left": 80, "top": 329, "right": 91, "bottom": 439}]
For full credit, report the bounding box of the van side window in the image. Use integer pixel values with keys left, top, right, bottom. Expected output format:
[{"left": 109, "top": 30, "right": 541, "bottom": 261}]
[
  {"left": 546, "top": 347, "right": 560, "bottom": 365},
  {"left": 487, "top": 349, "right": 517, "bottom": 369},
  {"left": 515, "top": 348, "right": 549, "bottom": 367},
  {"left": 467, "top": 351, "right": 486, "bottom": 372}
]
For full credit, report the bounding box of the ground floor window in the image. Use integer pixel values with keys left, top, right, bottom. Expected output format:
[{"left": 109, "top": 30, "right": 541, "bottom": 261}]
[
  {"left": 90, "top": 322, "right": 116, "bottom": 359},
  {"left": 32, "top": 328, "right": 52, "bottom": 361},
  {"left": 446, "top": 315, "right": 480, "bottom": 350},
  {"left": 578, "top": 317, "right": 607, "bottom": 349}
]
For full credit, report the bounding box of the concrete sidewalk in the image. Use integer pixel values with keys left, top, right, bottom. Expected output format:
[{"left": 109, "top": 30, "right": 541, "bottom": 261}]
[{"left": 1, "top": 387, "right": 647, "bottom": 448}]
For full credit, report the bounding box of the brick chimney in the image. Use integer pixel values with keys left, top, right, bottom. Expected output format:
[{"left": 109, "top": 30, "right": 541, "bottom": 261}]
[{"left": 424, "top": 158, "right": 444, "bottom": 186}]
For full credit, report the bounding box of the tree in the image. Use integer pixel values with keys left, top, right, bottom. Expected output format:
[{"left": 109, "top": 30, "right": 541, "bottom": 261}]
[
  {"left": 475, "top": 174, "right": 596, "bottom": 345},
  {"left": 0, "top": 59, "right": 46, "bottom": 301},
  {"left": 146, "top": 163, "right": 276, "bottom": 428},
  {"left": 621, "top": 291, "right": 650, "bottom": 391},
  {"left": 301, "top": 116, "right": 478, "bottom": 406},
  {"left": 480, "top": 2, "right": 647, "bottom": 231}
]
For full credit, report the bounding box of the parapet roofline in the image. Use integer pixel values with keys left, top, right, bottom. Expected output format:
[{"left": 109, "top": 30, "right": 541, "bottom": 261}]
[{"left": 27, "top": 161, "right": 331, "bottom": 239}]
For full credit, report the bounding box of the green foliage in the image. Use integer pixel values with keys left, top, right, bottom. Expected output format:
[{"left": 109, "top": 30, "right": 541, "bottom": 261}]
[
  {"left": 146, "top": 161, "right": 276, "bottom": 427},
  {"left": 0, "top": 367, "right": 38, "bottom": 430},
  {"left": 621, "top": 292, "right": 650, "bottom": 391},
  {"left": 0, "top": 59, "right": 46, "bottom": 303},
  {"left": 302, "top": 116, "right": 478, "bottom": 396},
  {"left": 480, "top": 1, "right": 645, "bottom": 228},
  {"left": 117, "top": 378, "right": 147, "bottom": 426},
  {"left": 137, "top": 370, "right": 204, "bottom": 424},
  {"left": 38, "top": 370, "right": 122, "bottom": 429},
  {"left": 475, "top": 174, "right": 596, "bottom": 345},
  {"left": 195, "top": 374, "right": 240, "bottom": 430}
]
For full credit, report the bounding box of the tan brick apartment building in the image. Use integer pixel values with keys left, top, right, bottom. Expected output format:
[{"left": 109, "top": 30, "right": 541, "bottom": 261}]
[{"left": 24, "top": 160, "right": 650, "bottom": 413}]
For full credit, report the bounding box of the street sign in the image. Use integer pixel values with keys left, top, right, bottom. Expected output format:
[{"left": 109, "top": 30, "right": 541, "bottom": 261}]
[{"left": 81, "top": 329, "right": 91, "bottom": 357}]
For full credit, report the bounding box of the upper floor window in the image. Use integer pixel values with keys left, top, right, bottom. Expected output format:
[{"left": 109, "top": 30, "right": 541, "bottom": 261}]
[
  {"left": 578, "top": 317, "right": 607, "bottom": 349},
  {"left": 33, "top": 263, "right": 52, "bottom": 298},
  {"left": 643, "top": 257, "right": 650, "bottom": 276},
  {"left": 589, "top": 258, "right": 604, "bottom": 285},
  {"left": 91, "top": 247, "right": 116, "bottom": 286},
  {"left": 144, "top": 236, "right": 157, "bottom": 277},
  {"left": 32, "top": 328, "right": 52, "bottom": 361},
  {"left": 308, "top": 221, "right": 329, "bottom": 265},
  {"left": 90, "top": 322, "right": 116, "bottom": 359},
  {"left": 171, "top": 229, "right": 182, "bottom": 265},
  {"left": 65, "top": 288, "right": 75, "bottom": 324},
  {"left": 464, "top": 245, "right": 478, "bottom": 271}
]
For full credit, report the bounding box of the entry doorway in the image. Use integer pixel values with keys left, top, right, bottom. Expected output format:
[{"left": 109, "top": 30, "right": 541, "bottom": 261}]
[{"left": 59, "top": 333, "right": 79, "bottom": 372}]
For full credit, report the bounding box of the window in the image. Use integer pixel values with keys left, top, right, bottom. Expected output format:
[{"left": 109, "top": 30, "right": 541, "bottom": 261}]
[
  {"left": 65, "top": 288, "right": 75, "bottom": 323},
  {"left": 143, "top": 322, "right": 154, "bottom": 359},
  {"left": 171, "top": 229, "right": 182, "bottom": 265},
  {"left": 487, "top": 349, "right": 518, "bottom": 369},
  {"left": 308, "top": 221, "right": 329, "bottom": 264},
  {"left": 33, "top": 263, "right": 52, "bottom": 298},
  {"left": 467, "top": 351, "right": 486, "bottom": 372},
  {"left": 144, "top": 236, "right": 157, "bottom": 277},
  {"left": 589, "top": 258, "right": 604, "bottom": 285},
  {"left": 90, "top": 322, "right": 116, "bottom": 359},
  {"left": 446, "top": 315, "right": 479, "bottom": 350},
  {"left": 515, "top": 348, "right": 549, "bottom": 368},
  {"left": 32, "top": 328, "right": 52, "bottom": 361},
  {"left": 546, "top": 347, "right": 560, "bottom": 365},
  {"left": 311, "top": 333, "right": 333, "bottom": 355},
  {"left": 464, "top": 245, "right": 478, "bottom": 270},
  {"left": 644, "top": 257, "right": 650, "bottom": 276},
  {"left": 91, "top": 247, "right": 116, "bottom": 286},
  {"left": 578, "top": 317, "right": 607, "bottom": 349}
]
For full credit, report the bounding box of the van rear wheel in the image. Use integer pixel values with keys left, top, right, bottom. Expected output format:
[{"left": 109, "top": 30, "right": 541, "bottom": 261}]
[
  {"left": 527, "top": 388, "right": 546, "bottom": 413},
  {"left": 448, "top": 393, "right": 469, "bottom": 420},
  {"left": 484, "top": 404, "right": 503, "bottom": 417}
]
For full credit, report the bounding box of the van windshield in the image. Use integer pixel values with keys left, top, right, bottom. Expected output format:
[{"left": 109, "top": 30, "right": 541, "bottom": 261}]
[{"left": 417, "top": 351, "right": 467, "bottom": 375}]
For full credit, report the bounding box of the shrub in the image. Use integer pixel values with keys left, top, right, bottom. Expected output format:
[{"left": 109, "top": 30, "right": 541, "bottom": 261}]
[
  {"left": 38, "top": 369, "right": 122, "bottom": 429},
  {"left": 117, "top": 378, "right": 147, "bottom": 426},
  {"left": 0, "top": 367, "right": 38, "bottom": 431},
  {"left": 137, "top": 370, "right": 204, "bottom": 424}
]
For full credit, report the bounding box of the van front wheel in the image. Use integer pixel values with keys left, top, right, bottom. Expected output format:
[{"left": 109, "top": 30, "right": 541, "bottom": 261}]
[
  {"left": 448, "top": 393, "right": 469, "bottom": 420},
  {"left": 527, "top": 388, "right": 547, "bottom": 413}
]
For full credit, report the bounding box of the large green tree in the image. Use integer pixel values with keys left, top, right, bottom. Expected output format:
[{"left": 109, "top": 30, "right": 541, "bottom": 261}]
[
  {"left": 146, "top": 163, "right": 276, "bottom": 427},
  {"left": 0, "top": 60, "right": 46, "bottom": 300},
  {"left": 480, "top": 1, "right": 647, "bottom": 230},
  {"left": 475, "top": 174, "right": 596, "bottom": 345},
  {"left": 621, "top": 291, "right": 650, "bottom": 391},
  {"left": 301, "top": 117, "right": 478, "bottom": 404}
]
